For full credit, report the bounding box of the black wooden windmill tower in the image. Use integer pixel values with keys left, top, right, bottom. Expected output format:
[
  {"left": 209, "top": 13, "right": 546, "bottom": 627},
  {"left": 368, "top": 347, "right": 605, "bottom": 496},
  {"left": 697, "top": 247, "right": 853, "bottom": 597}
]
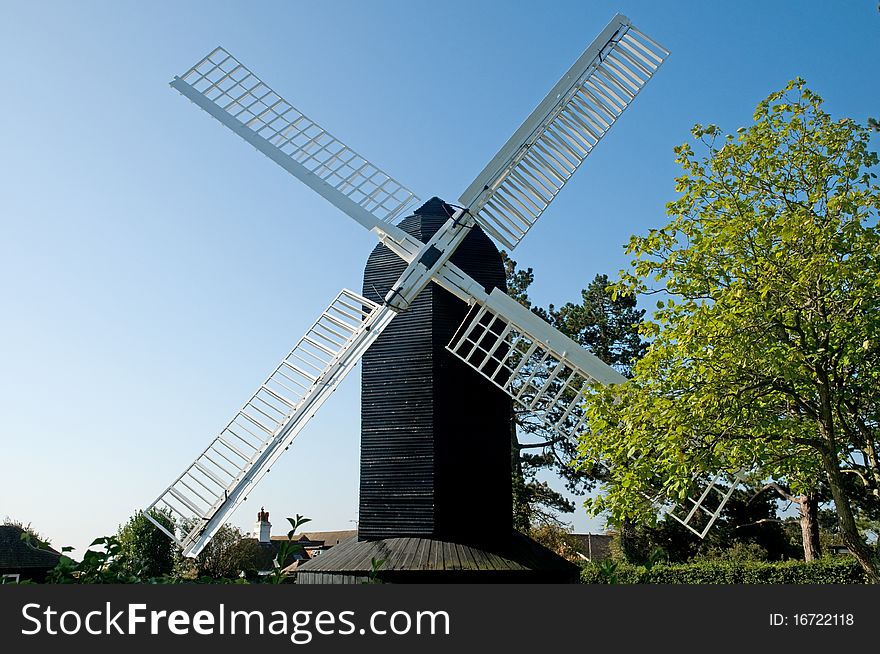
[{"left": 143, "top": 14, "right": 718, "bottom": 582}]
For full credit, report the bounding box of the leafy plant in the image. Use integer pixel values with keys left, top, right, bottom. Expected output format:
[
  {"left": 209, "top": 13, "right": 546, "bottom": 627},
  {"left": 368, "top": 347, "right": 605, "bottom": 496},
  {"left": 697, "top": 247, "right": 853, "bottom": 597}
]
[
  {"left": 265, "top": 513, "right": 312, "bottom": 584},
  {"left": 364, "top": 557, "right": 386, "bottom": 584},
  {"left": 287, "top": 514, "right": 312, "bottom": 540},
  {"left": 595, "top": 559, "right": 619, "bottom": 584}
]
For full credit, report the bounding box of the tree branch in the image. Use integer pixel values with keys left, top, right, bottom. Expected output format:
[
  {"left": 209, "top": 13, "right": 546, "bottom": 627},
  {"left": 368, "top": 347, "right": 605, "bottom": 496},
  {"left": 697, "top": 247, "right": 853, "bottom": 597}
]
[{"left": 750, "top": 481, "right": 799, "bottom": 505}]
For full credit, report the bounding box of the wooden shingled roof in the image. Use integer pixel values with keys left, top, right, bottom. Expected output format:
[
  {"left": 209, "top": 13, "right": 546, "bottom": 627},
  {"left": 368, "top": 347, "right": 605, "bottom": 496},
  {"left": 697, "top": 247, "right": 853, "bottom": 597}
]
[{"left": 299, "top": 530, "right": 578, "bottom": 576}]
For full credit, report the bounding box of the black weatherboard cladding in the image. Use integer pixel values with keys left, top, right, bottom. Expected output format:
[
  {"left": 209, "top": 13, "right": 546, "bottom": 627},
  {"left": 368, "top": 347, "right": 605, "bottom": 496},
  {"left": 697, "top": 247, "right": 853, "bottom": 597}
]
[{"left": 360, "top": 197, "right": 512, "bottom": 542}]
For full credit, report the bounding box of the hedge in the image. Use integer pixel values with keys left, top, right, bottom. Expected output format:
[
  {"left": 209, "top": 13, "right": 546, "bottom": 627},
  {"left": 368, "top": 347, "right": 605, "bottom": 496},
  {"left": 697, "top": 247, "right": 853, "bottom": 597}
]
[{"left": 580, "top": 557, "right": 868, "bottom": 584}]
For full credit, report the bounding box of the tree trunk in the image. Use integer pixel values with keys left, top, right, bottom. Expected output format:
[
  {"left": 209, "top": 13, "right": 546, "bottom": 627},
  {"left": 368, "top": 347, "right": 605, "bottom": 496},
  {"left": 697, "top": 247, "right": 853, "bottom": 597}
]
[
  {"left": 754, "top": 482, "right": 823, "bottom": 561},
  {"left": 814, "top": 376, "right": 879, "bottom": 582},
  {"left": 798, "top": 492, "right": 821, "bottom": 561},
  {"left": 618, "top": 518, "right": 636, "bottom": 563},
  {"left": 820, "top": 448, "right": 880, "bottom": 583}
]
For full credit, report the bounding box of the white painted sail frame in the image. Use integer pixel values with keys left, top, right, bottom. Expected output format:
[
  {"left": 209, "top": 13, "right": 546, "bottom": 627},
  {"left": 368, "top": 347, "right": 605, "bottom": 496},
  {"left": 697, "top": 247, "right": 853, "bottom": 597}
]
[
  {"left": 145, "top": 290, "right": 395, "bottom": 556},
  {"left": 460, "top": 13, "right": 669, "bottom": 249},
  {"left": 171, "top": 47, "right": 419, "bottom": 232}
]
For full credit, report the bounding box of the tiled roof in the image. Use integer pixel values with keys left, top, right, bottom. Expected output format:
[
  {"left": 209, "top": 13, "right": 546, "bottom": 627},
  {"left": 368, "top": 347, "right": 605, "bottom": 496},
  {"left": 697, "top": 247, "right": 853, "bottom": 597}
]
[
  {"left": 569, "top": 533, "right": 614, "bottom": 561},
  {"left": 271, "top": 530, "right": 357, "bottom": 547},
  {"left": 0, "top": 526, "right": 62, "bottom": 570}
]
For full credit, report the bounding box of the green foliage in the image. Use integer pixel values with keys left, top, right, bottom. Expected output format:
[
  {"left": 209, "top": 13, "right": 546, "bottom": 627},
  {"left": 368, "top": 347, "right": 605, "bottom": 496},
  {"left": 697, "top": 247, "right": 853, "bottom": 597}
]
[
  {"left": 194, "top": 523, "right": 262, "bottom": 579},
  {"left": 595, "top": 559, "right": 619, "bottom": 584},
  {"left": 580, "top": 557, "right": 869, "bottom": 584},
  {"left": 363, "top": 557, "right": 386, "bottom": 584},
  {"left": 614, "top": 485, "right": 799, "bottom": 565},
  {"left": 697, "top": 541, "right": 772, "bottom": 563},
  {"left": 4, "top": 517, "right": 51, "bottom": 547},
  {"left": 264, "top": 541, "right": 301, "bottom": 585},
  {"left": 286, "top": 514, "right": 311, "bottom": 539},
  {"left": 501, "top": 251, "right": 535, "bottom": 310},
  {"left": 579, "top": 79, "right": 880, "bottom": 580},
  {"left": 42, "top": 532, "right": 235, "bottom": 584},
  {"left": 46, "top": 536, "right": 149, "bottom": 584},
  {"left": 38, "top": 511, "right": 315, "bottom": 584},
  {"left": 549, "top": 273, "right": 646, "bottom": 378},
  {"left": 116, "top": 509, "right": 176, "bottom": 578}
]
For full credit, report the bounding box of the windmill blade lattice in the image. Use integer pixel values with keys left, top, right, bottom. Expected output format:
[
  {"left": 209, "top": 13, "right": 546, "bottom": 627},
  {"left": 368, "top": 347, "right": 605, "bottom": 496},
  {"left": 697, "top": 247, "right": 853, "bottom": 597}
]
[
  {"left": 145, "top": 290, "right": 395, "bottom": 556},
  {"left": 447, "top": 288, "right": 626, "bottom": 442},
  {"left": 172, "top": 47, "right": 420, "bottom": 232},
  {"left": 459, "top": 14, "right": 669, "bottom": 250},
  {"left": 663, "top": 469, "right": 748, "bottom": 538}
]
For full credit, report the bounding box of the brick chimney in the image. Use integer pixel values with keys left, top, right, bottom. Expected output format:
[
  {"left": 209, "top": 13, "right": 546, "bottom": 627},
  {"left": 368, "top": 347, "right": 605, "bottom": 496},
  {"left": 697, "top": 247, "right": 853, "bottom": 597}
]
[{"left": 255, "top": 507, "right": 271, "bottom": 543}]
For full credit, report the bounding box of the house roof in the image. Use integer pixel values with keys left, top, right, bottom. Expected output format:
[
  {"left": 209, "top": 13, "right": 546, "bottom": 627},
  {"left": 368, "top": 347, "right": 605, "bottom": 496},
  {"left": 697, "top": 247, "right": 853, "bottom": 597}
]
[
  {"left": 239, "top": 538, "right": 311, "bottom": 573},
  {"left": 249, "top": 541, "right": 282, "bottom": 571},
  {"left": 569, "top": 533, "right": 614, "bottom": 561},
  {"left": 0, "top": 526, "right": 62, "bottom": 570},
  {"left": 271, "top": 530, "right": 357, "bottom": 547}
]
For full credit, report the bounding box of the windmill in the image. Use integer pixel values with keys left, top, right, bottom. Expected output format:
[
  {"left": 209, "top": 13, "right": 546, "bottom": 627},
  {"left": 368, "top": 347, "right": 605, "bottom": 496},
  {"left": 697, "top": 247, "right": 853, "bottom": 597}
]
[{"left": 144, "top": 13, "right": 742, "bottom": 563}]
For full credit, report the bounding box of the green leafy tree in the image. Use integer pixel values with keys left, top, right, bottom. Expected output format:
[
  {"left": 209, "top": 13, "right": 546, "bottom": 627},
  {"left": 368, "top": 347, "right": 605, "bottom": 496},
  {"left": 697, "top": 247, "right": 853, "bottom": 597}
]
[
  {"left": 194, "top": 523, "right": 262, "bottom": 579},
  {"left": 502, "top": 253, "right": 546, "bottom": 530},
  {"left": 116, "top": 509, "right": 176, "bottom": 578},
  {"left": 549, "top": 273, "right": 646, "bottom": 377},
  {"left": 580, "top": 79, "right": 880, "bottom": 582},
  {"left": 501, "top": 253, "right": 645, "bottom": 529},
  {"left": 46, "top": 536, "right": 123, "bottom": 584}
]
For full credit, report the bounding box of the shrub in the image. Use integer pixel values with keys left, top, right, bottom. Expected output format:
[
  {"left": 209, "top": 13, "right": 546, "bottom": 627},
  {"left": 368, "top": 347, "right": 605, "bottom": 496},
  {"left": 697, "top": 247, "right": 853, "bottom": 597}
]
[{"left": 580, "top": 557, "right": 868, "bottom": 584}]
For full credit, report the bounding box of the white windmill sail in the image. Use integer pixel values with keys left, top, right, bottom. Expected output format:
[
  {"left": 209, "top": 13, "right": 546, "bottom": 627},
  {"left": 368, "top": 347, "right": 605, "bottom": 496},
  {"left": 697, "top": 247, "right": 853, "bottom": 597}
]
[
  {"left": 447, "top": 287, "right": 625, "bottom": 443},
  {"left": 459, "top": 14, "right": 669, "bottom": 250},
  {"left": 171, "top": 47, "right": 420, "bottom": 232},
  {"left": 446, "top": 288, "right": 744, "bottom": 538},
  {"left": 381, "top": 17, "right": 669, "bottom": 309},
  {"left": 663, "top": 469, "right": 749, "bottom": 537},
  {"left": 145, "top": 290, "right": 395, "bottom": 556}
]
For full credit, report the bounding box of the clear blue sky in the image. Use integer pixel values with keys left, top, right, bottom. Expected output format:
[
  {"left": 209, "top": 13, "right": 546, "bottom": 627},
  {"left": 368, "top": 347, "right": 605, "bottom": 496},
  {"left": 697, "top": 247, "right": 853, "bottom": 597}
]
[{"left": 1, "top": 0, "right": 877, "bottom": 554}]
